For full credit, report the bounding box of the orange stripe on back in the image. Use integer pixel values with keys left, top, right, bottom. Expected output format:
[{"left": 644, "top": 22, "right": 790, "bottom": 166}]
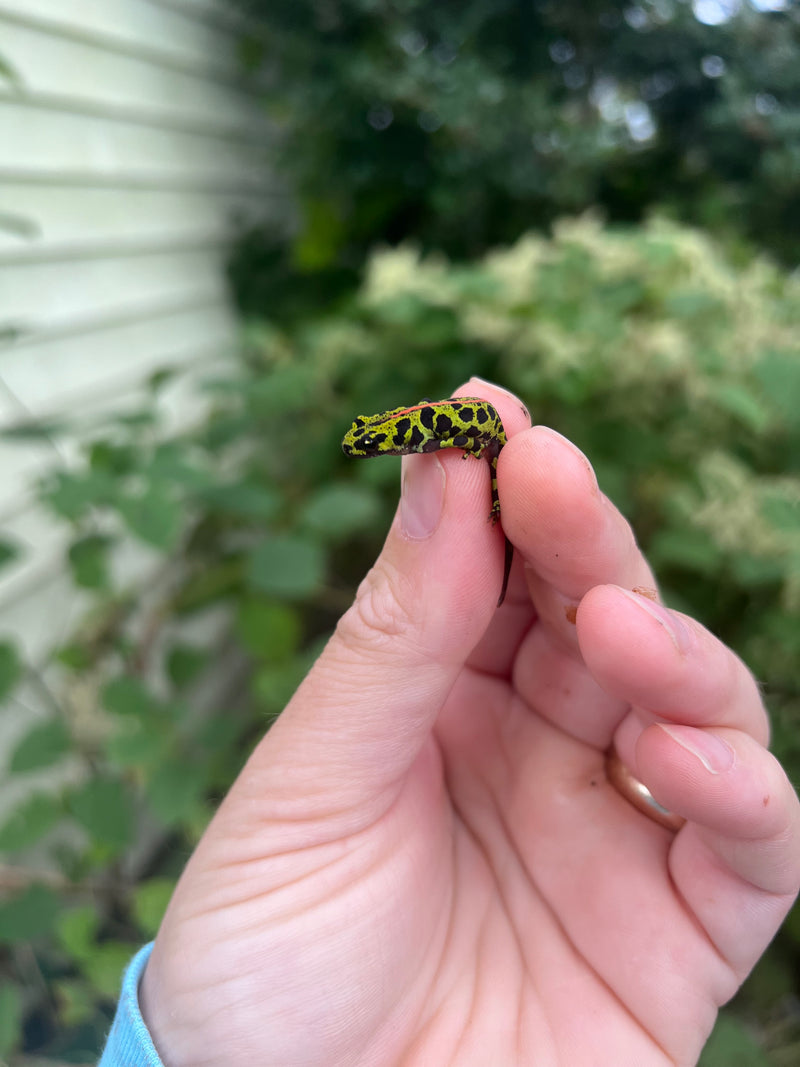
[{"left": 392, "top": 397, "right": 484, "bottom": 418}]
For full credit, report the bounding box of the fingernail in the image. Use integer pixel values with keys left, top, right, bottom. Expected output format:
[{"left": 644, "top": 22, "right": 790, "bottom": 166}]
[
  {"left": 538, "top": 428, "right": 599, "bottom": 491},
  {"left": 401, "top": 454, "right": 445, "bottom": 539},
  {"left": 658, "top": 723, "right": 735, "bottom": 775},
  {"left": 617, "top": 587, "right": 693, "bottom": 655}
]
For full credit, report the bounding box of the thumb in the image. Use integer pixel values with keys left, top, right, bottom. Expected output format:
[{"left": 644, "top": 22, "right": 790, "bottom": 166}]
[
  {"left": 256, "top": 449, "right": 500, "bottom": 803},
  {"left": 244, "top": 384, "right": 525, "bottom": 811}
]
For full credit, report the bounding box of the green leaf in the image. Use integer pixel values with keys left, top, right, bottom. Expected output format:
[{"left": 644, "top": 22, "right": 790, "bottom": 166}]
[
  {"left": 0, "top": 322, "right": 26, "bottom": 345},
  {"left": 148, "top": 366, "right": 178, "bottom": 393},
  {"left": 0, "top": 792, "right": 62, "bottom": 852},
  {"left": 196, "top": 481, "right": 280, "bottom": 519},
  {"left": 68, "top": 778, "right": 133, "bottom": 851},
  {"left": 9, "top": 719, "right": 70, "bottom": 773},
  {"left": 0, "top": 53, "right": 22, "bottom": 88},
  {"left": 665, "top": 289, "right": 723, "bottom": 321},
  {"left": 146, "top": 759, "right": 206, "bottom": 826},
  {"left": 117, "top": 409, "right": 157, "bottom": 429},
  {"left": 68, "top": 533, "right": 112, "bottom": 589},
  {"left": 55, "top": 642, "right": 93, "bottom": 671},
  {"left": 0, "top": 983, "right": 21, "bottom": 1059},
  {"left": 730, "top": 552, "right": 785, "bottom": 586},
  {"left": 0, "top": 884, "right": 61, "bottom": 943},
  {"left": 293, "top": 196, "right": 346, "bottom": 270},
  {"left": 117, "top": 487, "right": 182, "bottom": 549},
  {"left": 252, "top": 660, "right": 307, "bottom": 715},
  {"left": 710, "top": 383, "right": 770, "bottom": 433},
  {"left": 0, "top": 641, "right": 21, "bottom": 701},
  {"left": 245, "top": 365, "right": 318, "bottom": 417},
  {"left": 1, "top": 416, "right": 64, "bottom": 440},
  {"left": 147, "top": 443, "right": 210, "bottom": 490},
  {"left": 56, "top": 906, "right": 99, "bottom": 962},
  {"left": 172, "top": 558, "right": 243, "bottom": 614},
  {"left": 101, "top": 675, "right": 157, "bottom": 717},
  {"left": 89, "top": 439, "right": 138, "bottom": 477},
  {"left": 166, "top": 644, "right": 208, "bottom": 689},
  {"left": 106, "top": 715, "right": 171, "bottom": 769},
  {"left": 358, "top": 453, "right": 401, "bottom": 488},
  {"left": 648, "top": 528, "right": 722, "bottom": 575},
  {"left": 54, "top": 978, "right": 96, "bottom": 1027},
  {"left": 200, "top": 412, "right": 252, "bottom": 450},
  {"left": 698, "top": 1012, "right": 771, "bottom": 1066},
  {"left": 132, "top": 878, "right": 175, "bottom": 938},
  {"left": 760, "top": 489, "right": 800, "bottom": 532},
  {"left": 160, "top": 698, "right": 191, "bottom": 722},
  {"left": 42, "top": 473, "right": 88, "bottom": 522},
  {"left": 0, "top": 537, "right": 21, "bottom": 571},
  {"left": 754, "top": 349, "right": 800, "bottom": 425},
  {"left": 301, "top": 484, "right": 381, "bottom": 540},
  {"left": 247, "top": 536, "right": 325, "bottom": 599},
  {"left": 83, "top": 941, "right": 136, "bottom": 999},
  {"left": 236, "top": 600, "right": 301, "bottom": 662},
  {"left": 41, "top": 469, "right": 117, "bottom": 521},
  {"left": 0, "top": 211, "right": 37, "bottom": 239},
  {"left": 193, "top": 715, "right": 244, "bottom": 771}
]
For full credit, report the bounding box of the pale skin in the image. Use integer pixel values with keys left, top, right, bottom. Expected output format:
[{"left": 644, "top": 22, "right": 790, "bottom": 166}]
[{"left": 140, "top": 379, "right": 800, "bottom": 1067}]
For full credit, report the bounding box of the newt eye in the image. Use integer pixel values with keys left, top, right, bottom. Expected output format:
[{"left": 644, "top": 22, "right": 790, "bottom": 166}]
[{"left": 361, "top": 435, "right": 375, "bottom": 449}]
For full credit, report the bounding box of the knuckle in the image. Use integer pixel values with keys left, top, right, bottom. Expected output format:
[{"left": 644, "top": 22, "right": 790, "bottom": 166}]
[{"left": 336, "top": 560, "right": 420, "bottom": 658}]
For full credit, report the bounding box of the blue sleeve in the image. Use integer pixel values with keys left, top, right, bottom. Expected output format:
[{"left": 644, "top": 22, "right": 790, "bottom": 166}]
[{"left": 98, "top": 943, "right": 164, "bottom": 1067}]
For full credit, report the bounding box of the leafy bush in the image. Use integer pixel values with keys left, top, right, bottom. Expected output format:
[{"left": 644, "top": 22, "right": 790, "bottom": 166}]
[
  {"left": 229, "top": 0, "right": 800, "bottom": 318},
  {"left": 1, "top": 217, "right": 799, "bottom": 1061}
]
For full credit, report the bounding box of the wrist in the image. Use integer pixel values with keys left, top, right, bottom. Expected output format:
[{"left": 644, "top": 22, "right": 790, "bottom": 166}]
[{"left": 99, "top": 943, "right": 163, "bottom": 1067}]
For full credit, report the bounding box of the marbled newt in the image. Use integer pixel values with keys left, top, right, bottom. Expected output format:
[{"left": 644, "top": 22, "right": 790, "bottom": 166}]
[{"left": 342, "top": 397, "right": 512, "bottom": 604}]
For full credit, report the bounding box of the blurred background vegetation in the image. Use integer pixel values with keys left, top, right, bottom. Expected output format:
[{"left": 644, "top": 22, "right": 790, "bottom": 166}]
[{"left": 1, "top": 0, "right": 799, "bottom": 1063}]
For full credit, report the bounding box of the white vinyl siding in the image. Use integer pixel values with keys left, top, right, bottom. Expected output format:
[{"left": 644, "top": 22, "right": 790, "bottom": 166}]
[{"left": 0, "top": 0, "right": 279, "bottom": 704}]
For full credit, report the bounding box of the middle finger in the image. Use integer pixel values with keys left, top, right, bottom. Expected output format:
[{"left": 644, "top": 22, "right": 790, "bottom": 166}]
[{"left": 504, "top": 426, "right": 658, "bottom": 747}]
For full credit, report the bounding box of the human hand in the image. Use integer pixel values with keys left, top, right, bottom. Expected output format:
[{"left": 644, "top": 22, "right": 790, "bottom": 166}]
[{"left": 140, "top": 379, "right": 800, "bottom": 1067}]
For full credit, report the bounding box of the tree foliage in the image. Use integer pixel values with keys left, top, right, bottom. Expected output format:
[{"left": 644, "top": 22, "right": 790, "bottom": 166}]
[{"left": 229, "top": 0, "right": 800, "bottom": 318}]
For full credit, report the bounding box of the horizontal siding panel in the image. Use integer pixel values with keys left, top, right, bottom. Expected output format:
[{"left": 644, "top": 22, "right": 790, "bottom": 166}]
[
  {"left": 0, "top": 387, "right": 24, "bottom": 423},
  {"left": 1, "top": 20, "right": 264, "bottom": 131},
  {"left": 0, "top": 0, "right": 242, "bottom": 73},
  {"left": 0, "top": 98, "right": 268, "bottom": 172},
  {"left": 0, "top": 168, "right": 275, "bottom": 197},
  {"left": 0, "top": 301, "right": 236, "bottom": 418},
  {"left": 2, "top": 245, "right": 230, "bottom": 326},
  {"left": 0, "top": 230, "right": 232, "bottom": 264},
  {"left": 0, "top": 183, "right": 268, "bottom": 251},
  {"left": 150, "top": 0, "right": 241, "bottom": 22}
]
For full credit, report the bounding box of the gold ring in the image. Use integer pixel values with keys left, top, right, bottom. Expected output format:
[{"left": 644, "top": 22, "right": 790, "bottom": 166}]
[{"left": 605, "top": 743, "right": 686, "bottom": 832}]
